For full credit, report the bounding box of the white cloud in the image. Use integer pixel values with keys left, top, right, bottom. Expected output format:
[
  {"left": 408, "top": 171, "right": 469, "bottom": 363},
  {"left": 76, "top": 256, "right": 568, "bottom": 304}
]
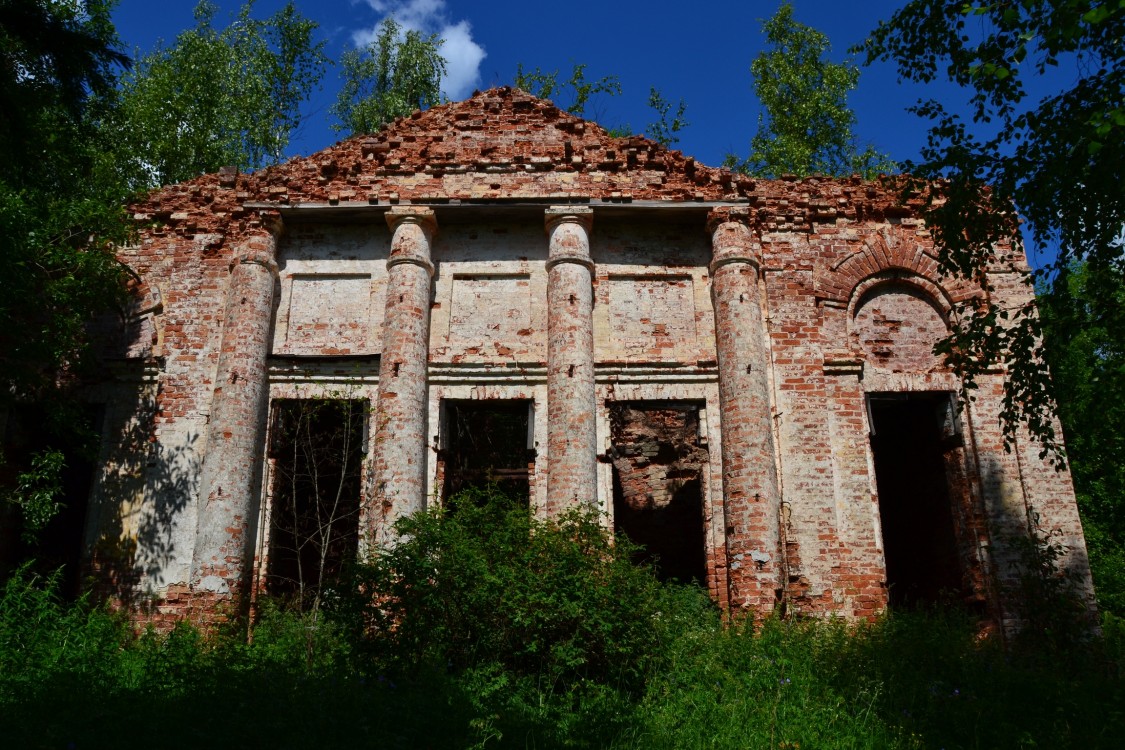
[
  {"left": 363, "top": 0, "right": 446, "bottom": 31},
  {"left": 355, "top": 0, "right": 486, "bottom": 101},
  {"left": 438, "top": 20, "right": 486, "bottom": 100}
]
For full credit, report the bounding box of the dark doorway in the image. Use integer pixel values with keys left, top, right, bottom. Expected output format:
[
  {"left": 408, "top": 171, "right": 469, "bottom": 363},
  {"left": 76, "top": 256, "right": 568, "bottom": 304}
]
[
  {"left": 868, "top": 392, "right": 964, "bottom": 607},
  {"left": 0, "top": 404, "right": 103, "bottom": 598},
  {"left": 267, "top": 399, "right": 365, "bottom": 607},
  {"left": 441, "top": 400, "right": 532, "bottom": 507},
  {"left": 610, "top": 402, "right": 708, "bottom": 585}
]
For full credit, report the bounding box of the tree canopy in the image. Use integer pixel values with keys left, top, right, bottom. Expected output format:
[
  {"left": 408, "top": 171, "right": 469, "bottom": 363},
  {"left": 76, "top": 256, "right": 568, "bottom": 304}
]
[
  {"left": 0, "top": 0, "right": 130, "bottom": 403},
  {"left": 0, "top": 0, "right": 127, "bottom": 152},
  {"left": 332, "top": 17, "right": 446, "bottom": 137},
  {"left": 729, "top": 2, "right": 894, "bottom": 178},
  {"left": 859, "top": 1, "right": 1125, "bottom": 457},
  {"left": 0, "top": 0, "right": 132, "bottom": 547},
  {"left": 1040, "top": 261, "right": 1125, "bottom": 613},
  {"left": 112, "top": 0, "right": 327, "bottom": 188}
]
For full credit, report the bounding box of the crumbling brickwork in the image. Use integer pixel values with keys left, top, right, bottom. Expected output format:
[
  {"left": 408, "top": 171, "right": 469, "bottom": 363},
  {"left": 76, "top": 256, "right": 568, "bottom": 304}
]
[
  {"left": 83, "top": 88, "right": 1094, "bottom": 630},
  {"left": 610, "top": 403, "right": 710, "bottom": 587}
]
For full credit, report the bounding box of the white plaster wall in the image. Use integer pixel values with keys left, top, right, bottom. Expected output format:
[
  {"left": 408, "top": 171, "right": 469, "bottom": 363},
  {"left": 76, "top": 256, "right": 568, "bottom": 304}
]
[
  {"left": 430, "top": 221, "right": 549, "bottom": 363},
  {"left": 273, "top": 223, "right": 391, "bottom": 356}
]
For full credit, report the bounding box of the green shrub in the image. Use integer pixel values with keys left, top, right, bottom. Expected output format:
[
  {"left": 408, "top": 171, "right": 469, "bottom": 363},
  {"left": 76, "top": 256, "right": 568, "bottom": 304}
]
[
  {"left": 623, "top": 616, "right": 904, "bottom": 749},
  {"left": 0, "top": 565, "right": 129, "bottom": 704},
  {"left": 332, "top": 485, "right": 715, "bottom": 744},
  {"left": 2, "top": 495, "right": 1123, "bottom": 749}
]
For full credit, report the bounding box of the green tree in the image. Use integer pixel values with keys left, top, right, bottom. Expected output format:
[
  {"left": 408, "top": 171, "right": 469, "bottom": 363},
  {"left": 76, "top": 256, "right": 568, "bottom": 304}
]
[
  {"left": 0, "top": 0, "right": 126, "bottom": 149},
  {"left": 331, "top": 17, "right": 446, "bottom": 136},
  {"left": 112, "top": 0, "right": 327, "bottom": 188},
  {"left": 859, "top": 2, "right": 1125, "bottom": 457},
  {"left": 1040, "top": 262, "right": 1125, "bottom": 614},
  {"left": 514, "top": 62, "right": 622, "bottom": 120},
  {"left": 0, "top": 0, "right": 131, "bottom": 552},
  {"left": 0, "top": 0, "right": 131, "bottom": 403},
  {"left": 645, "top": 87, "right": 689, "bottom": 148},
  {"left": 729, "top": 2, "right": 894, "bottom": 178}
]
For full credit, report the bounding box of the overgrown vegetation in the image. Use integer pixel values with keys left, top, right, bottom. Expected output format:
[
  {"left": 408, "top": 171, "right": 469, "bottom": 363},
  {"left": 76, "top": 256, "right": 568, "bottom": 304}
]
[
  {"left": 727, "top": 2, "right": 895, "bottom": 178},
  {"left": 1, "top": 490, "right": 1121, "bottom": 749},
  {"left": 332, "top": 16, "right": 446, "bottom": 136},
  {"left": 2, "top": 3, "right": 1122, "bottom": 743},
  {"left": 858, "top": 1, "right": 1125, "bottom": 457},
  {"left": 0, "top": 0, "right": 130, "bottom": 559},
  {"left": 514, "top": 62, "right": 623, "bottom": 120}
]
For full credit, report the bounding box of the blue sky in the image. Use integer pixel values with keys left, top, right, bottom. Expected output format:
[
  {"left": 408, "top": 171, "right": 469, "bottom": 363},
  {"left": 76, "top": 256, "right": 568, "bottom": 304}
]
[
  {"left": 111, "top": 0, "right": 1075, "bottom": 179},
  {"left": 111, "top": 0, "right": 968, "bottom": 169}
]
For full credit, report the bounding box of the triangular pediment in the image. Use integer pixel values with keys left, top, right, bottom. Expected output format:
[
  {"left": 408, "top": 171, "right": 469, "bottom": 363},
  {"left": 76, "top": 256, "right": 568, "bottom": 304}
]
[
  {"left": 249, "top": 86, "right": 751, "bottom": 204},
  {"left": 130, "top": 88, "right": 926, "bottom": 237}
]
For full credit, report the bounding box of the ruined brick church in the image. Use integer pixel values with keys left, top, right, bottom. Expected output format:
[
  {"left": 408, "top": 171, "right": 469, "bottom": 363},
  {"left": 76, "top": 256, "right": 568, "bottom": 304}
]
[{"left": 80, "top": 88, "right": 1092, "bottom": 627}]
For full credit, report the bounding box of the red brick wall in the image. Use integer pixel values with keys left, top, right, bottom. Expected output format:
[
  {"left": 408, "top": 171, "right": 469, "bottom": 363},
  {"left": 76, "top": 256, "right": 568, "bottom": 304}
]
[{"left": 96, "top": 88, "right": 1093, "bottom": 627}]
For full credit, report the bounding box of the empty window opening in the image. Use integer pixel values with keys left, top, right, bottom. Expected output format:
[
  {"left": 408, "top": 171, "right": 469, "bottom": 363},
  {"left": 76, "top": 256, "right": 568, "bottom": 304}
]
[
  {"left": 868, "top": 392, "right": 966, "bottom": 608},
  {"left": 0, "top": 404, "right": 103, "bottom": 598},
  {"left": 267, "top": 399, "right": 365, "bottom": 608},
  {"left": 440, "top": 400, "right": 533, "bottom": 509},
  {"left": 610, "top": 402, "right": 708, "bottom": 585}
]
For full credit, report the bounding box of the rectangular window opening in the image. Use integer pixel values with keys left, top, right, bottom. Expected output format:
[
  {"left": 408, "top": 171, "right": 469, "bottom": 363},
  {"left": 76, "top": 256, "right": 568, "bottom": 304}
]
[
  {"left": 440, "top": 399, "right": 533, "bottom": 510},
  {"left": 868, "top": 391, "right": 973, "bottom": 610},
  {"left": 609, "top": 401, "right": 708, "bottom": 585},
  {"left": 267, "top": 399, "right": 366, "bottom": 608}
]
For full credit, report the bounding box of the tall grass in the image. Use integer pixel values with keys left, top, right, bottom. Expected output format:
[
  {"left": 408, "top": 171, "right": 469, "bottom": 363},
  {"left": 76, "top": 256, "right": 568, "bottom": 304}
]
[{"left": 2, "top": 493, "right": 1122, "bottom": 749}]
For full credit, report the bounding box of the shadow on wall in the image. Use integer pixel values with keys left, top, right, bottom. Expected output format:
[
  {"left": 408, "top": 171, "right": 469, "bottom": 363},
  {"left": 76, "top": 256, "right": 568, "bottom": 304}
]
[
  {"left": 866, "top": 391, "right": 1095, "bottom": 634},
  {"left": 89, "top": 379, "right": 196, "bottom": 610},
  {"left": 973, "top": 454, "right": 1097, "bottom": 636}
]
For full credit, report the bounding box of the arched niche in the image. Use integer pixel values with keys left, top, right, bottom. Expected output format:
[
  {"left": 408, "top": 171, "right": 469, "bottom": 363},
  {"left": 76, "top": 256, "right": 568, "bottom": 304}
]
[{"left": 848, "top": 273, "right": 953, "bottom": 373}]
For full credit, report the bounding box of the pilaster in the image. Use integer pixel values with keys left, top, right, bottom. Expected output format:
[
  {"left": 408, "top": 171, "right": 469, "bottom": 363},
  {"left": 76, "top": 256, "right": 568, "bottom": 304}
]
[
  {"left": 370, "top": 207, "right": 437, "bottom": 545},
  {"left": 708, "top": 207, "right": 783, "bottom": 616},
  {"left": 545, "top": 207, "right": 598, "bottom": 513}
]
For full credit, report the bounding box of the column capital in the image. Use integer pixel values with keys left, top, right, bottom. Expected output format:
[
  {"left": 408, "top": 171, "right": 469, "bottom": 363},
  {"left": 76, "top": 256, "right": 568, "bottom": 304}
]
[
  {"left": 229, "top": 233, "right": 279, "bottom": 278},
  {"left": 706, "top": 206, "right": 752, "bottom": 235},
  {"left": 386, "top": 205, "right": 437, "bottom": 236},
  {"left": 708, "top": 207, "right": 761, "bottom": 274},
  {"left": 386, "top": 206, "right": 436, "bottom": 276},
  {"left": 544, "top": 206, "right": 593, "bottom": 234},
  {"left": 545, "top": 206, "right": 594, "bottom": 272},
  {"left": 263, "top": 210, "right": 285, "bottom": 237}
]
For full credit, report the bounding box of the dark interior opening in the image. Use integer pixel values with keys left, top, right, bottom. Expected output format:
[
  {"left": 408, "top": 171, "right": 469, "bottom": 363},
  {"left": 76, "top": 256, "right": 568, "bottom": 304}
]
[
  {"left": 268, "top": 399, "right": 365, "bottom": 606},
  {"left": 0, "top": 404, "right": 103, "bottom": 598},
  {"left": 610, "top": 402, "right": 708, "bottom": 585},
  {"left": 441, "top": 399, "right": 532, "bottom": 509},
  {"left": 869, "top": 392, "right": 964, "bottom": 608}
]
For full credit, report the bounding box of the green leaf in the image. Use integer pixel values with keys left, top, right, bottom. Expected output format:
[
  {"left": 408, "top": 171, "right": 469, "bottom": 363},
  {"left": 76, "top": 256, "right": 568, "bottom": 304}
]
[
  {"left": 1083, "top": 7, "right": 1112, "bottom": 25},
  {"left": 734, "top": 2, "right": 894, "bottom": 178},
  {"left": 332, "top": 17, "right": 446, "bottom": 136}
]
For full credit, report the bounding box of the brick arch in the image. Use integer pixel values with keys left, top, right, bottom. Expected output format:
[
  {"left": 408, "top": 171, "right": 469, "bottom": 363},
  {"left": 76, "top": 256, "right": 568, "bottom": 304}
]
[
  {"left": 848, "top": 272, "right": 953, "bottom": 373},
  {"left": 815, "top": 227, "right": 981, "bottom": 307},
  {"left": 847, "top": 270, "right": 954, "bottom": 326}
]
